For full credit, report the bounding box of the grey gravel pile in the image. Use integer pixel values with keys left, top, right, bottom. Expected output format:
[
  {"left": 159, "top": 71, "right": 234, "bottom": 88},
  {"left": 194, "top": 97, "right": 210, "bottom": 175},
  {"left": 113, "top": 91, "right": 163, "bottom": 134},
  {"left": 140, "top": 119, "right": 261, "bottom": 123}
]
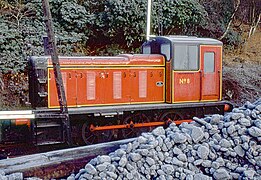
[
  {"left": 68, "top": 99, "right": 261, "bottom": 180},
  {"left": 0, "top": 100, "right": 260, "bottom": 180},
  {"left": 0, "top": 171, "right": 23, "bottom": 180}
]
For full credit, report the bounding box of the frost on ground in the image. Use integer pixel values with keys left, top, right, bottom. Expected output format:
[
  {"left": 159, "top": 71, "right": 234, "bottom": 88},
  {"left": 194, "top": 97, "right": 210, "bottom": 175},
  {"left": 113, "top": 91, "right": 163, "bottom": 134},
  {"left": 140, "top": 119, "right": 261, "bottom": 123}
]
[{"left": 68, "top": 99, "right": 261, "bottom": 180}]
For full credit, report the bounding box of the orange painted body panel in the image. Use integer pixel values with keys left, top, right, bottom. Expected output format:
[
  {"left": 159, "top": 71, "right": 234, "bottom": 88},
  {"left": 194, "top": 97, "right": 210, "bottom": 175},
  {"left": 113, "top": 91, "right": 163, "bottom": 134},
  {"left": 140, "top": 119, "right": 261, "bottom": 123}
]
[
  {"left": 15, "top": 119, "right": 31, "bottom": 127},
  {"left": 76, "top": 71, "right": 88, "bottom": 105},
  {"left": 173, "top": 72, "right": 200, "bottom": 102},
  {"left": 47, "top": 54, "right": 165, "bottom": 108},
  {"left": 165, "top": 62, "right": 171, "bottom": 103},
  {"left": 48, "top": 69, "right": 78, "bottom": 107},
  {"left": 47, "top": 54, "right": 165, "bottom": 67},
  {"left": 129, "top": 69, "right": 165, "bottom": 103},
  {"left": 200, "top": 46, "right": 221, "bottom": 101},
  {"left": 48, "top": 67, "right": 165, "bottom": 108}
]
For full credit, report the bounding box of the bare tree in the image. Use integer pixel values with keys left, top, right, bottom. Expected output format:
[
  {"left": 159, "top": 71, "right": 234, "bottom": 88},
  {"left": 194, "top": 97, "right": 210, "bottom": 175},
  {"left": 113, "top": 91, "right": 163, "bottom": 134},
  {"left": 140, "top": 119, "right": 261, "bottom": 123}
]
[
  {"left": 248, "top": 0, "right": 261, "bottom": 38},
  {"left": 219, "top": 0, "right": 241, "bottom": 40},
  {"left": 0, "top": 74, "right": 4, "bottom": 91},
  {"left": 0, "top": 0, "right": 34, "bottom": 29}
]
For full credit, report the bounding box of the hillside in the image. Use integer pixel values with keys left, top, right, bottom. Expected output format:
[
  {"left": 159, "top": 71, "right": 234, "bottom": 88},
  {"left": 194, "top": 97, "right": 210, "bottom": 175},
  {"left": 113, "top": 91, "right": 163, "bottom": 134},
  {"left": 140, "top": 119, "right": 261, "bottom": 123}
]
[{"left": 222, "top": 27, "right": 261, "bottom": 105}]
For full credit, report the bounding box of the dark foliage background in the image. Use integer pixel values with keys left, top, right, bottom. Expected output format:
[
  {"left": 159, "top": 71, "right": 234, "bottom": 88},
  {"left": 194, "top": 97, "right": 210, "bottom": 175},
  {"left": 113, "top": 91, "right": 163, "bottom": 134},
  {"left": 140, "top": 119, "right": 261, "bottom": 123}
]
[{"left": 0, "top": 0, "right": 260, "bottom": 72}]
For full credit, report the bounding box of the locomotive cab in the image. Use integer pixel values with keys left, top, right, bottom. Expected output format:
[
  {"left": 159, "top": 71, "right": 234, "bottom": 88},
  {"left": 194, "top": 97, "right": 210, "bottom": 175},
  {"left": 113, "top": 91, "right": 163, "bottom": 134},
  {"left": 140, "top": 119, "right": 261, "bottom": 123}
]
[{"left": 142, "top": 36, "right": 223, "bottom": 103}]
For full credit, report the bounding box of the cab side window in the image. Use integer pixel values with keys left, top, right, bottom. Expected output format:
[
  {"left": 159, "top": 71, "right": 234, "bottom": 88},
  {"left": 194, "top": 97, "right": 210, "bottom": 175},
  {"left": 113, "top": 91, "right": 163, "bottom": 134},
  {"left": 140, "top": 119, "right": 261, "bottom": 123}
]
[
  {"left": 142, "top": 44, "right": 151, "bottom": 54},
  {"left": 160, "top": 43, "right": 171, "bottom": 61},
  {"left": 204, "top": 52, "right": 215, "bottom": 72},
  {"left": 174, "top": 45, "right": 198, "bottom": 70}
]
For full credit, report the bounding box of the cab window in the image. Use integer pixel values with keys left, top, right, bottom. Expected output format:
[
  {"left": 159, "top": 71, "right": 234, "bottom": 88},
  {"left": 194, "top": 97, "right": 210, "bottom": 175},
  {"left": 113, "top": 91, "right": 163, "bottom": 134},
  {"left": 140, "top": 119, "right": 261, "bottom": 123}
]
[
  {"left": 204, "top": 52, "right": 215, "bottom": 72},
  {"left": 174, "top": 45, "right": 198, "bottom": 70},
  {"left": 142, "top": 44, "right": 151, "bottom": 54},
  {"left": 160, "top": 43, "right": 171, "bottom": 61}
]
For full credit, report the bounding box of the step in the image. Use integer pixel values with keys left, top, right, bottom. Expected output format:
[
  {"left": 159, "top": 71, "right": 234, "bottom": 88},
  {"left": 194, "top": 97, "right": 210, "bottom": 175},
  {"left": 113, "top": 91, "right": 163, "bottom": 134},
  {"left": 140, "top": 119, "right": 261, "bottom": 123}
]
[
  {"left": 36, "top": 141, "right": 64, "bottom": 146},
  {"left": 36, "top": 123, "right": 62, "bottom": 128}
]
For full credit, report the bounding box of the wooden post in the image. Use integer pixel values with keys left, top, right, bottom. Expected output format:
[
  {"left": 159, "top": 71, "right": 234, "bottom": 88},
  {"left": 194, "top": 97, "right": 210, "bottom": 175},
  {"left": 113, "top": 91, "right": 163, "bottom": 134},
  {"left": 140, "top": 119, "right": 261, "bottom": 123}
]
[{"left": 41, "top": 0, "right": 72, "bottom": 146}]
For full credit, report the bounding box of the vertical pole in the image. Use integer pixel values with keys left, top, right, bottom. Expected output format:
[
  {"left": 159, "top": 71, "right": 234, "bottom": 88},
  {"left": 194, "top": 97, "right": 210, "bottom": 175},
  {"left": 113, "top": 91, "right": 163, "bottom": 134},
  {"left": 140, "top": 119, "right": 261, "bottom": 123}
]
[
  {"left": 0, "top": 121, "right": 2, "bottom": 143},
  {"left": 42, "top": 0, "right": 72, "bottom": 146},
  {"left": 146, "top": 0, "right": 152, "bottom": 41},
  {"left": 158, "top": 0, "right": 163, "bottom": 36}
]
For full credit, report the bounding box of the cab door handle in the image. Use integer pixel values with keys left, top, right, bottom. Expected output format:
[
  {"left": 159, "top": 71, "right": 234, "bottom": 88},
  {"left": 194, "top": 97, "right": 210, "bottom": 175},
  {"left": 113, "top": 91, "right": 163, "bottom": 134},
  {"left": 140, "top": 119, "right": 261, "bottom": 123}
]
[{"left": 199, "top": 70, "right": 204, "bottom": 77}]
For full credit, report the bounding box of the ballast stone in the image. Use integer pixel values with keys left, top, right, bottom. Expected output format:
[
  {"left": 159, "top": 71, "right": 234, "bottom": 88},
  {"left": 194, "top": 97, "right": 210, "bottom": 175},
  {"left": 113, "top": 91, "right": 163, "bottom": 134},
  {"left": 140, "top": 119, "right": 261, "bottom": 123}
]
[
  {"left": 194, "top": 173, "right": 211, "bottom": 180},
  {"left": 213, "top": 168, "right": 230, "bottom": 180},
  {"left": 129, "top": 153, "right": 142, "bottom": 162},
  {"left": 106, "top": 171, "right": 117, "bottom": 179},
  {"left": 152, "top": 126, "right": 165, "bottom": 136},
  {"left": 234, "top": 145, "right": 245, "bottom": 157},
  {"left": 231, "top": 113, "right": 244, "bottom": 120},
  {"left": 197, "top": 145, "right": 209, "bottom": 160},
  {"left": 219, "top": 139, "right": 232, "bottom": 149},
  {"left": 0, "top": 172, "right": 23, "bottom": 180},
  {"left": 243, "top": 169, "right": 256, "bottom": 179},
  {"left": 97, "top": 155, "right": 111, "bottom": 164},
  {"left": 248, "top": 126, "right": 261, "bottom": 137},
  {"left": 238, "top": 118, "right": 251, "bottom": 127},
  {"left": 119, "top": 155, "right": 127, "bottom": 167},
  {"left": 177, "top": 153, "right": 187, "bottom": 162},
  {"left": 161, "top": 164, "right": 174, "bottom": 174},
  {"left": 85, "top": 164, "right": 97, "bottom": 175},
  {"left": 190, "top": 126, "right": 204, "bottom": 143},
  {"left": 96, "top": 162, "right": 108, "bottom": 172},
  {"left": 69, "top": 99, "right": 261, "bottom": 180},
  {"left": 210, "top": 114, "right": 222, "bottom": 124},
  {"left": 171, "top": 132, "right": 187, "bottom": 143}
]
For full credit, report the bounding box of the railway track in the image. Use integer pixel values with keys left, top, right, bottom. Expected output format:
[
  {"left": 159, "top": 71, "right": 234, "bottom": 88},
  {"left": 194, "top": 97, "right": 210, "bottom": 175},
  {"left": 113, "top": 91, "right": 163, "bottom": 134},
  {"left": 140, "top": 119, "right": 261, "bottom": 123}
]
[{"left": 0, "top": 138, "right": 136, "bottom": 179}]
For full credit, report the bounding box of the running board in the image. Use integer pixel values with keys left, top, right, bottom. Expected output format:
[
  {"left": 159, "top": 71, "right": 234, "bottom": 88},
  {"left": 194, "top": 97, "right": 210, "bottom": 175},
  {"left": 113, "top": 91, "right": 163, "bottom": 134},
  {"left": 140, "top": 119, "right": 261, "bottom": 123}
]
[{"left": 0, "top": 110, "right": 35, "bottom": 120}]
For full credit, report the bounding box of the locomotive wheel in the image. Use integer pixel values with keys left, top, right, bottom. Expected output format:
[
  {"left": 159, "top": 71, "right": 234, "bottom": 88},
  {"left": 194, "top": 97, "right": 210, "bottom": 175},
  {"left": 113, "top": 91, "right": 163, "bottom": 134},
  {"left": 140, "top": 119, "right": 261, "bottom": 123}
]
[
  {"left": 159, "top": 111, "right": 183, "bottom": 125},
  {"left": 99, "top": 122, "right": 114, "bottom": 142},
  {"left": 81, "top": 122, "right": 113, "bottom": 145},
  {"left": 121, "top": 113, "right": 151, "bottom": 138}
]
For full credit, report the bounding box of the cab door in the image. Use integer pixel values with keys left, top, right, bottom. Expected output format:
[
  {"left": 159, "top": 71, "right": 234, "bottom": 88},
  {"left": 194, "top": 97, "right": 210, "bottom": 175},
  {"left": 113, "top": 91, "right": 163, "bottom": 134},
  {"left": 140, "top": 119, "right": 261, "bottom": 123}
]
[
  {"left": 172, "top": 44, "right": 201, "bottom": 103},
  {"left": 200, "top": 46, "right": 222, "bottom": 101}
]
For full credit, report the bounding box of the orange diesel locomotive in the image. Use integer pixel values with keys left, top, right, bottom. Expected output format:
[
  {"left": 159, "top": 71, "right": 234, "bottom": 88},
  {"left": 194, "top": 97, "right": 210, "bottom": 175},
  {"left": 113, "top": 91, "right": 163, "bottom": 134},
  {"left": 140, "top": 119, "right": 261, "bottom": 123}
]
[{"left": 28, "top": 36, "right": 231, "bottom": 145}]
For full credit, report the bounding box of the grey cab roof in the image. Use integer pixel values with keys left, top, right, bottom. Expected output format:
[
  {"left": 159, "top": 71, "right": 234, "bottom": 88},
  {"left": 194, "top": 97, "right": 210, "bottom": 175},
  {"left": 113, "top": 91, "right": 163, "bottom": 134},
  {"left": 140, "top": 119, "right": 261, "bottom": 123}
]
[{"left": 153, "top": 35, "right": 223, "bottom": 45}]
